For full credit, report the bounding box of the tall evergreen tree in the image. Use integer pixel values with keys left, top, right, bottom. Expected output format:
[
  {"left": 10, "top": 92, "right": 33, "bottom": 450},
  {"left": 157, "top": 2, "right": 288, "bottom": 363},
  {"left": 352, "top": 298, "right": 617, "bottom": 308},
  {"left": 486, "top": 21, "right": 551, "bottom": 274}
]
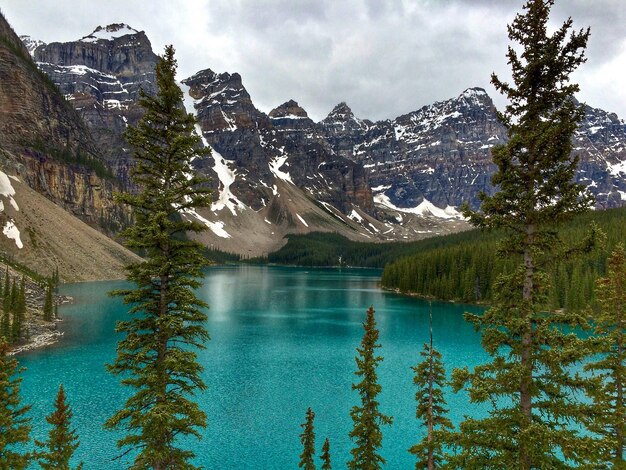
[
  {"left": 11, "top": 277, "right": 26, "bottom": 340},
  {"left": 17, "top": 277, "right": 26, "bottom": 315},
  {"left": 348, "top": 306, "right": 392, "bottom": 469},
  {"left": 2, "top": 267, "right": 9, "bottom": 308},
  {"left": 105, "top": 45, "right": 212, "bottom": 469},
  {"left": 299, "top": 407, "right": 316, "bottom": 470},
  {"left": 409, "top": 307, "right": 452, "bottom": 469},
  {"left": 0, "top": 313, "right": 9, "bottom": 342},
  {"left": 320, "top": 438, "right": 331, "bottom": 470},
  {"left": 43, "top": 281, "right": 53, "bottom": 322},
  {"left": 452, "top": 1, "right": 597, "bottom": 467},
  {"left": 35, "top": 384, "right": 82, "bottom": 469},
  {"left": 9, "top": 278, "right": 17, "bottom": 313},
  {"left": 0, "top": 340, "right": 31, "bottom": 468},
  {"left": 584, "top": 244, "right": 626, "bottom": 466}
]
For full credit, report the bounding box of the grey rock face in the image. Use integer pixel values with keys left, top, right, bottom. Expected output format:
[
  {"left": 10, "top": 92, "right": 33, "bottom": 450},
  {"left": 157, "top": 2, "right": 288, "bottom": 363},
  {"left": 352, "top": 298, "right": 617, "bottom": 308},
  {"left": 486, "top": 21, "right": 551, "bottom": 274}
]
[
  {"left": 318, "top": 88, "right": 626, "bottom": 211},
  {"left": 24, "top": 23, "right": 625, "bottom": 236},
  {"left": 182, "top": 72, "right": 375, "bottom": 214},
  {"left": 32, "top": 24, "right": 159, "bottom": 188}
]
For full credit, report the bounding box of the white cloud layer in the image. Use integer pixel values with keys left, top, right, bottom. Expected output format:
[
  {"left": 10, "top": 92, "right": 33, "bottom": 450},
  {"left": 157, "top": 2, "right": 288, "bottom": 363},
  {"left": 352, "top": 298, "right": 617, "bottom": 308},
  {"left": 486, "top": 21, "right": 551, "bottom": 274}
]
[{"left": 3, "top": 0, "right": 625, "bottom": 121}]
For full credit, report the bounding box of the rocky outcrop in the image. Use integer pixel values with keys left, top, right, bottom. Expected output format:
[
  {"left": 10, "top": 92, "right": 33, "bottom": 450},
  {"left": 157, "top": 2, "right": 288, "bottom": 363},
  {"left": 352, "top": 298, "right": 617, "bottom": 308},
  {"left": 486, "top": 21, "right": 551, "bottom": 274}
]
[
  {"left": 319, "top": 88, "right": 626, "bottom": 210},
  {"left": 317, "top": 88, "right": 506, "bottom": 210},
  {"left": 32, "top": 24, "right": 159, "bottom": 189},
  {"left": 573, "top": 102, "right": 626, "bottom": 208},
  {"left": 268, "top": 100, "right": 374, "bottom": 214},
  {"left": 0, "top": 13, "right": 122, "bottom": 228},
  {"left": 321, "top": 102, "right": 371, "bottom": 161},
  {"left": 181, "top": 71, "right": 375, "bottom": 215}
]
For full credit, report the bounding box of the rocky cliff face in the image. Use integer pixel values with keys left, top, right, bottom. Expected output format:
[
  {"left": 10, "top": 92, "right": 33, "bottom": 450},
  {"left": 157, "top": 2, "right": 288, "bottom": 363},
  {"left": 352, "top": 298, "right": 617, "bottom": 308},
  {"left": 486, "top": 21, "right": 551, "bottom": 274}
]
[
  {"left": 0, "top": 13, "right": 121, "bottom": 228},
  {"left": 12, "top": 19, "right": 625, "bottom": 256},
  {"left": 318, "top": 88, "right": 626, "bottom": 211},
  {"left": 0, "top": 14, "right": 135, "bottom": 280},
  {"left": 318, "top": 88, "right": 506, "bottom": 210},
  {"left": 181, "top": 69, "right": 375, "bottom": 215},
  {"left": 32, "top": 24, "right": 159, "bottom": 188},
  {"left": 573, "top": 102, "right": 626, "bottom": 208}
]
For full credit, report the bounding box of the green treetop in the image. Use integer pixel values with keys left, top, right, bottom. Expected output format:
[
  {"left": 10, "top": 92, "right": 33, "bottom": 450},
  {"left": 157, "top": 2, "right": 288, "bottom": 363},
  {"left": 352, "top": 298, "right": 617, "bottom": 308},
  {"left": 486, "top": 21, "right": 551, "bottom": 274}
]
[
  {"left": 584, "top": 244, "right": 626, "bottom": 466},
  {"left": 348, "top": 306, "right": 392, "bottom": 470},
  {"left": 35, "top": 384, "right": 82, "bottom": 469},
  {"left": 299, "top": 407, "right": 316, "bottom": 469},
  {"left": 452, "top": 0, "right": 599, "bottom": 468},
  {"left": 320, "top": 437, "right": 331, "bottom": 470},
  {"left": 105, "top": 44, "right": 212, "bottom": 469},
  {"left": 0, "top": 340, "right": 31, "bottom": 469}
]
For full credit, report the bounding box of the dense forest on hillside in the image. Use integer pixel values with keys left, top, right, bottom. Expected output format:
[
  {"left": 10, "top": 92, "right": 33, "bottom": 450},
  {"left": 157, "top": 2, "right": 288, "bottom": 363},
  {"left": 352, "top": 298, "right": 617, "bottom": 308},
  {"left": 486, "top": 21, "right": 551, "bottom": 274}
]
[
  {"left": 256, "top": 230, "right": 491, "bottom": 268},
  {"left": 381, "top": 207, "right": 626, "bottom": 311}
]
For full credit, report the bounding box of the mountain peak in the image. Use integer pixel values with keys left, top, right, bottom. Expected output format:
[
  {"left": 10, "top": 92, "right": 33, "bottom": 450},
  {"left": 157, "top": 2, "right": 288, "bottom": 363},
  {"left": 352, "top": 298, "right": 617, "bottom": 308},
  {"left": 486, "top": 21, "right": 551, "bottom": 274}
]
[
  {"left": 457, "top": 87, "right": 492, "bottom": 106},
  {"left": 269, "top": 100, "right": 309, "bottom": 119},
  {"left": 19, "top": 35, "right": 46, "bottom": 56},
  {"left": 80, "top": 24, "right": 139, "bottom": 43},
  {"left": 324, "top": 102, "right": 357, "bottom": 122}
]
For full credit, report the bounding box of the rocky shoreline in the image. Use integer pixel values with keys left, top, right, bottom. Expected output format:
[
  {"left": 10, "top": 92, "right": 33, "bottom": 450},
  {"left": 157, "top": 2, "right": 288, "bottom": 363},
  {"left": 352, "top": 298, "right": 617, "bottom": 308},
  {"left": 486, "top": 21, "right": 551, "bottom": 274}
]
[{"left": 8, "top": 327, "right": 63, "bottom": 355}]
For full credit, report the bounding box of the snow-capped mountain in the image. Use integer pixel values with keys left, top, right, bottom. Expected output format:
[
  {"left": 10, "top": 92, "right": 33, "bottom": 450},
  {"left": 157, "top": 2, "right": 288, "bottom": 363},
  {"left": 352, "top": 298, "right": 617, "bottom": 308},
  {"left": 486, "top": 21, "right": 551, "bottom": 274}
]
[
  {"left": 31, "top": 24, "right": 159, "bottom": 188},
  {"left": 16, "top": 23, "right": 626, "bottom": 256},
  {"left": 319, "top": 88, "right": 626, "bottom": 211}
]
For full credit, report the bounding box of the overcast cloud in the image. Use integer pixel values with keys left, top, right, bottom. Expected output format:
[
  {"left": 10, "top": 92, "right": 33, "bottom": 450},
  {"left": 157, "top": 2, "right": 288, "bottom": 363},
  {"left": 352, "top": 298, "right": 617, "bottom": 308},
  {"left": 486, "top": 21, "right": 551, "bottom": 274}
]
[{"left": 3, "top": 0, "right": 625, "bottom": 121}]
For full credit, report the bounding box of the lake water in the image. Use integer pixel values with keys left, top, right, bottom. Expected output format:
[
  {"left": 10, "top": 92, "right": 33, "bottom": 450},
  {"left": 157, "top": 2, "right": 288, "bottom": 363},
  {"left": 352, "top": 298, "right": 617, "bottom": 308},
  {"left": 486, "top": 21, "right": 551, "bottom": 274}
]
[{"left": 18, "top": 265, "right": 487, "bottom": 469}]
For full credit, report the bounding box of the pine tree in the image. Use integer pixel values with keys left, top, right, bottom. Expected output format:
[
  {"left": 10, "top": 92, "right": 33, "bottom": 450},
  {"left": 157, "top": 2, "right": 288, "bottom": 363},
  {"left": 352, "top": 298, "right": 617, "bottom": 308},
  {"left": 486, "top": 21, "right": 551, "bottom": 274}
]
[
  {"left": 8, "top": 278, "right": 17, "bottom": 313},
  {"left": 17, "top": 277, "right": 25, "bottom": 315},
  {"left": 348, "top": 306, "right": 392, "bottom": 469},
  {"left": 2, "top": 267, "right": 9, "bottom": 308},
  {"left": 452, "top": 1, "right": 597, "bottom": 467},
  {"left": 11, "top": 278, "right": 26, "bottom": 340},
  {"left": 43, "top": 281, "right": 53, "bottom": 322},
  {"left": 0, "top": 340, "right": 31, "bottom": 468},
  {"left": 584, "top": 244, "right": 626, "bottom": 466},
  {"left": 105, "top": 45, "right": 212, "bottom": 469},
  {"left": 11, "top": 310, "right": 20, "bottom": 342},
  {"left": 320, "top": 438, "right": 331, "bottom": 470},
  {"left": 35, "top": 384, "right": 82, "bottom": 469},
  {"left": 0, "top": 313, "right": 9, "bottom": 342},
  {"left": 409, "top": 306, "right": 452, "bottom": 469},
  {"left": 299, "top": 407, "right": 316, "bottom": 469}
]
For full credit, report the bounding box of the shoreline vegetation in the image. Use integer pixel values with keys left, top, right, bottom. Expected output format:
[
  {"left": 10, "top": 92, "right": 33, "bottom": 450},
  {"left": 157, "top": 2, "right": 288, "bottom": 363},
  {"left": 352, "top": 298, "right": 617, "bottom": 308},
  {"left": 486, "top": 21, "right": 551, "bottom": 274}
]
[{"left": 17, "top": 203, "right": 624, "bottom": 355}]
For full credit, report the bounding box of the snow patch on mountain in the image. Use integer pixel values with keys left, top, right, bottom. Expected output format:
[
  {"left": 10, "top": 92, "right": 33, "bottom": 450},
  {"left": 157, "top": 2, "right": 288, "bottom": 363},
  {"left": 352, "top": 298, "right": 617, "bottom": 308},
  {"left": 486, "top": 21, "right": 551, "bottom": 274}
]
[
  {"left": 0, "top": 172, "right": 19, "bottom": 212},
  {"left": 374, "top": 193, "right": 464, "bottom": 220},
  {"left": 3, "top": 221, "right": 23, "bottom": 249},
  {"left": 296, "top": 214, "right": 309, "bottom": 227},
  {"left": 210, "top": 148, "right": 240, "bottom": 215},
  {"left": 0, "top": 172, "right": 22, "bottom": 249},
  {"left": 183, "top": 210, "right": 231, "bottom": 238},
  {"left": 607, "top": 159, "right": 626, "bottom": 176},
  {"left": 269, "top": 155, "right": 294, "bottom": 184},
  {"left": 348, "top": 210, "right": 364, "bottom": 223},
  {"left": 81, "top": 24, "right": 139, "bottom": 42},
  {"left": 179, "top": 82, "right": 245, "bottom": 215}
]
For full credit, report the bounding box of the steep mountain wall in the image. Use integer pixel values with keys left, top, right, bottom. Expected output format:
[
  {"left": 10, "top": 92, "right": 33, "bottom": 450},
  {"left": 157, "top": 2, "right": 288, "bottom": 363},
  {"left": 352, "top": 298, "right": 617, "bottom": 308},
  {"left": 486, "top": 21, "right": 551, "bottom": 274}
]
[{"left": 0, "top": 13, "right": 122, "bottom": 228}]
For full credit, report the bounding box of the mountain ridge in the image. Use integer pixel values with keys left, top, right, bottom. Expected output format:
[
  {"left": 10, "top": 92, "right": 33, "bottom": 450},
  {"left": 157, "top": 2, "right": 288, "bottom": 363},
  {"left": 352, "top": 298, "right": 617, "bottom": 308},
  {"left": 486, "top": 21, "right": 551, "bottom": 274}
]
[{"left": 4, "top": 21, "right": 625, "bottom": 258}]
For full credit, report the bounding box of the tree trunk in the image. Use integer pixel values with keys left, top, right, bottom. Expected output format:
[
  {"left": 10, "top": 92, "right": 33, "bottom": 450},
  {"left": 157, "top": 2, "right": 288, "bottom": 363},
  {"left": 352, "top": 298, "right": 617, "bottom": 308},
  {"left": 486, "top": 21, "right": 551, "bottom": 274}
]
[
  {"left": 519, "top": 223, "right": 535, "bottom": 470},
  {"left": 615, "top": 317, "right": 623, "bottom": 461}
]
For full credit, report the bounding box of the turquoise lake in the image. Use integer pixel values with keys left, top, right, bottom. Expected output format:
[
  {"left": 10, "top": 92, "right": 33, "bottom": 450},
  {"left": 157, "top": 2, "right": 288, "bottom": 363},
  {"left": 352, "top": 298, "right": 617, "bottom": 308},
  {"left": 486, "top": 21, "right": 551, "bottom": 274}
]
[{"left": 18, "top": 265, "right": 487, "bottom": 469}]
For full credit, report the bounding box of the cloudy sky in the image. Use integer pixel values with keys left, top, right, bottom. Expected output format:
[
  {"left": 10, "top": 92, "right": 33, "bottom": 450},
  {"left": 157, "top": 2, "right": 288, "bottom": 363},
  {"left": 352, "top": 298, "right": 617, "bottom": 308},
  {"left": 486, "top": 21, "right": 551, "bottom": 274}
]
[{"left": 3, "top": 0, "right": 625, "bottom": 121}]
